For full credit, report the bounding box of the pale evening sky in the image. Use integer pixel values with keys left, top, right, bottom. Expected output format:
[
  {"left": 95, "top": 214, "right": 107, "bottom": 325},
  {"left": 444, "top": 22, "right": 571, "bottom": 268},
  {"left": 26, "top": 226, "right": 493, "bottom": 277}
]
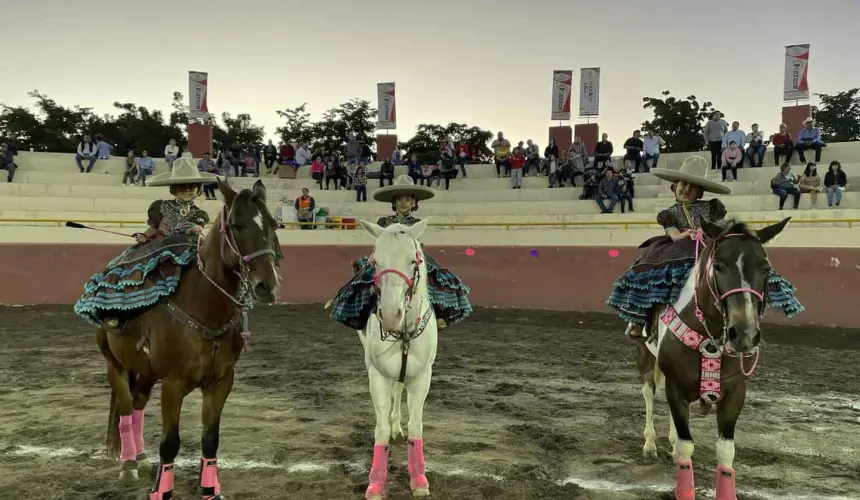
[{"left": 3, "top": 0, "right": 859, "bottom": 148}]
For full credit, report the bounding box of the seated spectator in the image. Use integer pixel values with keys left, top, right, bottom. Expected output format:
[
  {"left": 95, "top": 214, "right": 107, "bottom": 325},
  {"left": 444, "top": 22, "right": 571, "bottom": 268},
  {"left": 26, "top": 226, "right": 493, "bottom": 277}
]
[
  {"left": 379, "top": 156, "right": 395, "bottom": 187},
  {"left": 325, "top": 156, "right": 346, "bottom": 190},
  {"left": 547, "top": 152, "right": 565, "bottom": 188},
  {"left": 525, "top": 139, "right": 541, "bottom": 176},
  {"left": 594, "top": 168, "right": 620, "bottom": 213},
  {"left": 745, "top": 123, "right": 766, "bottom": 167},
  {"left": 198, "top": 152, "right": 219, "bottom": 199},
  {"left": 423, "top": 162, "right": 442, "bottom": 187},
  {"left": 95, "top": 134, "right": 113, "bottom": 159},
  {"left": 216, "top": 152, "right": 232, "bottom": 183},
  {"left": 295, "top": 142, "right": 311, "bottom": 167},
  {"left": 543, "top": 137, "right": 559, "bottom": 167},
  {"left": 164, "top": 139, "right": 180, "bottom": 169},
  {"left": 623, "top": 130, "right": 644, "bottom": 172},
  {"left": 795, "top": 117, "right": 827, "bottom": 163},
  {"left": 0, "top": 142, "right": 17, "bottom": 183},
  {"left": 771, "top": 124, "right": 794, "bottom": 165},
  {"left": 440, "top": 156, "right": 458, "bottom": 190},
  {"left": 262, "top": 140, "right": 277, "bottom": 174},
  {"left": 642, "top": 131, "right": 665, "bottom": 171},
  {"left": 279, "top": 141, "right": 295, "bottom": 166},
  {"left": 295, "top": 188, "right": 316, "bottom": 230},
  {"left": 439, "top": 136, "right": 454, "bottom": 165},
  {"left": 568, "top": 137, "right": 588, "bottom": 176},
  {"left": 616, "top": 170, "right": 634, "bottom": 213},
  {"left": 120, "top": 150, "right": 137, "bottom": 186},
  {"left": 310, "top": 156, "right": 325, "bottom": 189},
  {"left": 406, "top": 154, "right": 424, "bottom": 185},
  {"left": 391, "top": 148, "right": 403, "bottom": 165},
  {"left": 243, "top": 151, "right": 257, "bottom": 177},
  {"left": 579, "top": 167, "right": 600, "bottom": 200},
  {"left": 137, "top": 150, "right": 155, "bottom": 185},
  {"left": 226, "top": 150, "right": 244, "bottom": 177},
  {"left": 721, "top": 141, "right": 743, "bottom": 181},
  {"left": 593, "top": 133, "right": 613, "bottom": 169},
  {"left": 509, "top": 147, "right": 526, "bottom": 189},
  {"left": 799, "top": 162, "right": 824, "bottom": 209},
  {"left": 354, "top": 165, "right": 368, "bottom": 202},
  {"left": 491, "top": 132, "right": 511, "bottom": 177},
  {"left": 345, "top": 160, "right": 359, "bottom": 189},
  {"left": 824, "top": 160, "right": 848, "bottom": 208},
  {"left": 770, "top": 163, "right": 801, "bottom": 210},
  {"left": 76, "top": 134, "right": 98, "bottom": 173},
  {"left": 722, "top": 121, "right": 747, "bottom": 167}
]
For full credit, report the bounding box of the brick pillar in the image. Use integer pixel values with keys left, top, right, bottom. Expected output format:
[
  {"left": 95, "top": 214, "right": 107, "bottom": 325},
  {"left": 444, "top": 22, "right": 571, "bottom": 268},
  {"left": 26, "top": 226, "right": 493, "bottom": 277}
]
[
  {"left": 187, "top": 124, "right": 214, "bottom": 157},
  {"left": 376, "top": 134, "right": 398, "bottom": 162},
  {"left": 548, "top": 126, "right": 572, "bottom": 155},
  {"left": 781, "top": 104, "right": 813, "bottom": 136},
  {"left": 573, "top": 123, "right": 600, "bottom": 158}
]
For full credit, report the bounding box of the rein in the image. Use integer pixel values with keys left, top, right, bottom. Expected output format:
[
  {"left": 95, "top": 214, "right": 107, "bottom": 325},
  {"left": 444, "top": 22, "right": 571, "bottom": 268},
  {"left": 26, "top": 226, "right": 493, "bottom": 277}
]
[{"left": 369, "top": 235, "right": 430, "bottom": 343}]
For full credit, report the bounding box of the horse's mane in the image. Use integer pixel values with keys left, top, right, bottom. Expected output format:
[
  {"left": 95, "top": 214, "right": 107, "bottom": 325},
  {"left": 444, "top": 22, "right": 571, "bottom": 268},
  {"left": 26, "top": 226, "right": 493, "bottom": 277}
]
[{"left": 715, "top": 219, "right": 756, "bottom": 239}]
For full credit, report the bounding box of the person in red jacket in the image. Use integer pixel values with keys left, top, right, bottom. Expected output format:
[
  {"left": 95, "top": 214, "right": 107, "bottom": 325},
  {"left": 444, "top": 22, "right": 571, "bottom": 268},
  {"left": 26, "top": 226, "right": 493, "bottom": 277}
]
[
  {"left": 770, "top": 124, "right": 794, "bottom": 165},
  {"left": 509, "top": 147, "right": 526, "bottom": 189},
  {"left": 454, "top": 140, "right": 470, "bottom": 177}
]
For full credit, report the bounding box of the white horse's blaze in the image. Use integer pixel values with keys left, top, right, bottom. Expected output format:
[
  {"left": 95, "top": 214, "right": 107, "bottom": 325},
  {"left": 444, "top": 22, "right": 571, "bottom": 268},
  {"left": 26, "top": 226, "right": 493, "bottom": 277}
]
[
  {"left": 253, "top": 214, "right": 264, "bottom": 230},
  {"left": 735, "top": 254, "right": 757, "bottom": 321}
]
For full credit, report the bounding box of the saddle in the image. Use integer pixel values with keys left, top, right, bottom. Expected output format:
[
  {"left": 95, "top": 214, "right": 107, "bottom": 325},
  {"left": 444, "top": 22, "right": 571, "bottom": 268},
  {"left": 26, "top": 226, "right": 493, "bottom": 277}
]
[{"left": 110, "top": 234, "right": 198, "bottom": 268}]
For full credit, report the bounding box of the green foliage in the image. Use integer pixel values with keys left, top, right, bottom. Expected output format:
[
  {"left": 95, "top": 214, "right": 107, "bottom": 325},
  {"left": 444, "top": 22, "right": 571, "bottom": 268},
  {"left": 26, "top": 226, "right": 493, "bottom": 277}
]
[
  {"left": 275, "top": 99, "right": 377, "bottom": 153},
  {"left": 640, "top": 90, "right": 716, "bottom": 153},
  {"left": 398, "top": 123, "right": 494, "bottom": 164},
  {"left": 812, "top": 88, "right": 860, "bottom": 142}
]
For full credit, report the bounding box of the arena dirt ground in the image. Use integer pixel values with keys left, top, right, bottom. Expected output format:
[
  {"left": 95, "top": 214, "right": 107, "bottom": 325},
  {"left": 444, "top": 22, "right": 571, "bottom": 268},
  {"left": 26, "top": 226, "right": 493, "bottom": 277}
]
[{"left": 0, "top": 305, "right": 858, "bottom": 500}]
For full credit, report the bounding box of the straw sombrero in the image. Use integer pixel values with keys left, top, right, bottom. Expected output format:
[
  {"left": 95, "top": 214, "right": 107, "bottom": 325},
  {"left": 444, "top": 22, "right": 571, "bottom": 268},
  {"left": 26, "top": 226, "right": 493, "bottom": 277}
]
[
  {"left": 650, "top": 156, "right": 732, "bottom": 195},
  {"left": 145, "top": 153, "right": 221, "bottom": 187},
  {"left": 373, "top": 174, "right": 435, "bottom": 203}
]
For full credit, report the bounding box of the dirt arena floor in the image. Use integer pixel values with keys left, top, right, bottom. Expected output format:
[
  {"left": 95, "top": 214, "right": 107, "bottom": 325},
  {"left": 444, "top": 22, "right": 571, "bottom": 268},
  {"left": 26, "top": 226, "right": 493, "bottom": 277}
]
[{"left": 0, "top": 305, "right": 858, "bottom": 500}]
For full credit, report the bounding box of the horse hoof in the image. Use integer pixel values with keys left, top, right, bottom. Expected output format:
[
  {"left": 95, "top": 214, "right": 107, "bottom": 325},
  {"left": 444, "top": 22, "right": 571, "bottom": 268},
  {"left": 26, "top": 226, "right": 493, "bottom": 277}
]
[
  {"left": 642, "top": 449, "right": 658, "bottom": 459},
  {"left": 118, "top": 467, "right": 139, "bottom": 486},
  {"left": 365, "top": 482, "right": 385, "bottom": 500},
  {"left": 136, "top": 455, "right": 152, "bottom": 475},
  {"left": 412, "top": 487, "right": 430, "bottom": 497}
]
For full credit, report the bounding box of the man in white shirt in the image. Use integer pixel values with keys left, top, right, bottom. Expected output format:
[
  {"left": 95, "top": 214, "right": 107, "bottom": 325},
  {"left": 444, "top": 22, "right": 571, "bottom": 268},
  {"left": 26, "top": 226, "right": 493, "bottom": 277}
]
[
  {"left": 164, "top": 139, "right": 180, "bottom": 169},
  {"left": 75, "top": 134, "right": 98, "bottom": 172},
  {"left": 295, "top": 142, "right": 311, "bottom": 166},
  {"left": 722, "top": 122, "right": 747, "bottom": 167},
  {"left": 745, "top": 123, "right": 766, "bottom": 168},
  {"left": 642, "top": 131, "right": 666, "bottom": 171}
]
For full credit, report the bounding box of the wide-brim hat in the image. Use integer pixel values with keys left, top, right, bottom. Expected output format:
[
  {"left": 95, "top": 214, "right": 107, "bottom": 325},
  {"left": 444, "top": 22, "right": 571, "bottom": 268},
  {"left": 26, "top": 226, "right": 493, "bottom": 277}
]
[
  {"left": 373, "top": 174, "right": 435, "bottom": 203},
  {"left": 650, "top": 156, "right": 732, "bottom": 195},
  {"left": 802, "top": 116, "right": 814, "bottom": 124},
  {"left": 146, "top": 153, "right": 221, "bottom": 187}
]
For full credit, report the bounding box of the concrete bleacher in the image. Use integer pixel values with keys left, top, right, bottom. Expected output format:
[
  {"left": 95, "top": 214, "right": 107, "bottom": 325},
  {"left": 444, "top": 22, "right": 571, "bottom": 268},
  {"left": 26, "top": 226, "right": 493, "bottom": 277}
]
[{"left": 1, "top": 143, "right": 859, "bottom": 237}]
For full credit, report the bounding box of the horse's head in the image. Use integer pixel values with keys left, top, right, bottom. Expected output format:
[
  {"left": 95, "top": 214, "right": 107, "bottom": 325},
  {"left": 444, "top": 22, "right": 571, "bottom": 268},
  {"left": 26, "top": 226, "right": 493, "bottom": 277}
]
[
  {"left": 359, "top": 218, "right": 430, "bottom": 332},
  {"left": 216, "top": 179, "right": 281, "bottom": 303},
  {"left": 698, "top": 217, "right": 791, "bottom": 354}
]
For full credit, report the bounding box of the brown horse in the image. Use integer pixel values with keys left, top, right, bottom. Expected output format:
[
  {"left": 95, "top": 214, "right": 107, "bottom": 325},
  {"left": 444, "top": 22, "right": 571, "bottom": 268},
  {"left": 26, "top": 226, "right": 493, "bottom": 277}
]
[
  {"left": 97, "top": 180, "right": 281, "bottom": 500},
  {"left": 634, "top": 217, "right": 790, "bottom": 500}
]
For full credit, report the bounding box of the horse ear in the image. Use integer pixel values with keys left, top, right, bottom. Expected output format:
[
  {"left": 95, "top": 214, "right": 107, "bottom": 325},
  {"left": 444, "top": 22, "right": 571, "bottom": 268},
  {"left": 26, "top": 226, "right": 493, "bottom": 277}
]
[
  {"left": 359, "top": 219, "right": 383, "bottom": 239},
  {"left": 252, "top": 179, "right": 267, "bottom": 202},
  {"left": 218, "top": 179, "right": 237, "bottom": 205},
  {"left": 700, "top": 219, "right": 723, "bottom": 240},
  {"left": 757, "top": 217, "right": 790, "bottom": 244},
  {"left": 406, "top": 218, "right": 430, "bottom": 240}
]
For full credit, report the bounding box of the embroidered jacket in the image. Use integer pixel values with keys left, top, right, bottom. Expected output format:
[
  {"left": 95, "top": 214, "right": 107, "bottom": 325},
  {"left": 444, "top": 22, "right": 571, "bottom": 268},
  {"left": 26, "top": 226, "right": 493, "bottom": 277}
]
[
  {"left": 146, "top": 199, "right": 210, "bottom": 237},
  {"left": 656, "top": 199, "right": 727, "bottom": 232},
  {"left": 376, "top": 214, "right": 421, "bottom": 228}
]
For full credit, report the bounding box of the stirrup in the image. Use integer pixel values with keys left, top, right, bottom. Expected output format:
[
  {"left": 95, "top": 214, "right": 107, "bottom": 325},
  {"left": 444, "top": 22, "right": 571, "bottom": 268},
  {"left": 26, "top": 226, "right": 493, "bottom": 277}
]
[
  {"left": 625, "top": 323, "right": 645, "bottom": 338},
  {"left": 436, "top": 318, "right": 447, "bottom": 329}
]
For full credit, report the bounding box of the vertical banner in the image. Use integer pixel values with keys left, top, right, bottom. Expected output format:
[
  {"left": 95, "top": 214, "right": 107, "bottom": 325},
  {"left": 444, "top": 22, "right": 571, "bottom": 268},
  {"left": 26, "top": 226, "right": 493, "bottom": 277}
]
[
  {"left": 551, "top": 70, "right": 573, "bottom": 120},
  {"left": 376, "top": 82, "right": 396, "bottom": 129},
  {"left": 188, "top": 71, "right": 209, "bottom": 119},
  {"left": 579, "top": 68, "right": 600, "bottom": 117},
  {"left": 783, "top": 44, "right": 810, "bottom": 101}
]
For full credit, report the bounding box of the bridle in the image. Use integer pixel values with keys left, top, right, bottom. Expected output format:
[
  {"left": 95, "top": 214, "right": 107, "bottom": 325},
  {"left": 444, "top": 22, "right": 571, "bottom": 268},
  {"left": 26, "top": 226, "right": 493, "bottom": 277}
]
[
  {"left": 368, "top": 234, "right": 432, "bottom": 342},
  {"left": 691, "top": 230, "right": 764, "bottom": 375}
]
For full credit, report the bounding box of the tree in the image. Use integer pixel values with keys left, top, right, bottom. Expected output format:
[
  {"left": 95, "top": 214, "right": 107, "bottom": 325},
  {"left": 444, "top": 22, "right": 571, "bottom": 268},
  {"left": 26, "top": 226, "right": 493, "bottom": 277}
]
[
  {"left": 641, "top": 90, "right": 716, "bottom": 153},
  {"left": 399, "top": 123, "right": 494, "bottom": 164},
  {"left": 215, "top": 112, "right": 265, "bottom": 149},
  {"left": 275, "top": 103, "right": 314, "bottom": 145},
  {"left": 312, "top": 98, "right": 377, "bottom": 151},
  {"left": 0, "top": 105, "right": 42, "bottom": 151},
  {"left": 813, "top": 88, "right": 860, "bottom": 142}
]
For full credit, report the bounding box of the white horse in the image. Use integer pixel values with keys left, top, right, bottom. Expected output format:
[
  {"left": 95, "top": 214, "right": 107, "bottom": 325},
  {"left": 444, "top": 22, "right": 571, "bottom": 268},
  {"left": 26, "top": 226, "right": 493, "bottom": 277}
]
[{"left": 357, "top": 218, "right": 437, "bottom": 500}]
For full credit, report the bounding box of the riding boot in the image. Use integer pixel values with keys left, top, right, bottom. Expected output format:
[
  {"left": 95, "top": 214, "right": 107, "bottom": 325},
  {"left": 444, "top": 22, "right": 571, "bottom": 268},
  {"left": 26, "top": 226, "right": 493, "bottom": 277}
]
[{"left": 436, "top": 318, "right": 447, "bottom": 329}]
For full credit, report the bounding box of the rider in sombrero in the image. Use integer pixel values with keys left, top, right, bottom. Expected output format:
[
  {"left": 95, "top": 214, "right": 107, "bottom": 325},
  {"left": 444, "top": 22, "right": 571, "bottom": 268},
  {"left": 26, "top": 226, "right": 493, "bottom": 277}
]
[
  {"left": 327, "top": 174, "right": 472, "bottom": 330},
  {"left": 606, "top": 156, "right": 803, "bottom": 337},
  {"left": 74, "top": 153, "right": 221, "bottom": 330}
]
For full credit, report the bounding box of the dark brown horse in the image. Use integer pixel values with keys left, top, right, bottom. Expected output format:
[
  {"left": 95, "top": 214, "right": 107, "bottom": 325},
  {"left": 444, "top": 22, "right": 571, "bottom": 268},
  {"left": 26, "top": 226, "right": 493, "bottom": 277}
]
[
  {"left": 97, "top": 180, "right": 281, "bottom": 500},
  {"left": 634, "top": 217, "right": 790, "bottom": 500}
]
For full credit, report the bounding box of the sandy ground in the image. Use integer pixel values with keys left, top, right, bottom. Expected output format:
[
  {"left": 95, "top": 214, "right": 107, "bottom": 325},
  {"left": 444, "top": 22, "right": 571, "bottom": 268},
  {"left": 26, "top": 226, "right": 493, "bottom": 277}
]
[{"left": 0, "top": 305, "right": 858, "bottom": 500}]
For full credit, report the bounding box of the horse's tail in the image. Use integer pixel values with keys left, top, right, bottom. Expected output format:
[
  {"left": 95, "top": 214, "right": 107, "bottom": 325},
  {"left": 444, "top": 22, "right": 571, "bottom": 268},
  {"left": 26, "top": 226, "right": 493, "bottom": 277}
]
[{"left": 105, "top": 371, "right": 136, "bottom": 461}]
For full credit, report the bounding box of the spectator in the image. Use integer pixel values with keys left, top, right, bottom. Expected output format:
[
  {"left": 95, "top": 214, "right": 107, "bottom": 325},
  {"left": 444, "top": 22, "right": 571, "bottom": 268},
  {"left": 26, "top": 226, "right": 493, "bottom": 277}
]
[
  {"left": 799, "top": 162, "right": 824, "bottom": 209},
  {"left": 0, "top": 142, "right": 17, "bottom": 183},
  {"left": 198, "top": 152, "right": 218, "bottom": 199},
  {"left": 345, "top": 135, "right": 361, "bottom": 166},
  {"left": 595, "top": 168, "right": 620, "bottom": 213},
  {"left": 722, "top": 121, "right": 747, "bottom": 166},
  {"left": 795, "top": 117, "right": 826, "bottom": 163},
  {"left": 295, "top": 142, "right": 311, "bottom": 167},
  {"left": 568, "top": 137, "right": 588, "bottom": 178},
  {"left": 243, "top": 150, "right": 257, "bottom": 177},
  {"left": 216, "top": 152, "right": 232, "bottom": 183},
  {"left": 391, "top": 148, "right": 403, "bottom": 165},
  {"left": 579, "top": 167, "right": 600, "bottom": 200},
  {"left": 439, "top": 136, "right": 454, "bottom": 164},
  {"left": 703, "top": 111, "right": 728, "bottom": 169},
  {"left": 771, "top": 124, "right": 794, "bottom": 165},
  {"left": 548, "top": 151, "right": 565, "bottom": 188},
  {"left": 310, "top": 156, "right": 325, "bottom": 189},
  {"left": 354, "top": 165, "right": 368, "bottom": 202},
  {"left": 262, "top": 140, "right": 277, "bottom": 174},
  {"left": 164, "top": 139, "right": 180, "bottom": 169},
  {"left": 491, "top": 132, "right": 511, "bottom": 177},
  {"left": 771, "top": 163, "right": 800, "bottom": 210},
  {"left": 824, "top": 160, "right": 848, "bottom": 208},
  {"left": 616, "top": 169, "right": 634, "bottom": 213},
  {"left": 361, "top": 143, "right": 374, "bottom": 164},
  {"left": 440, "top": 156, "right": 458, "bottom": 190},
  {"left": 623, "top": 130, "right": 644, "bottom": 172},
  {"left": 454, "top": 140, "right": 470, "bottom": 177},
  {"left": 378, "top": 156, "right": 394, "bottom": 187},
  {"left": 75, "top": 134, "right": 98, "bottom": 173},
  {"left": 121, "top": 150, "right": 138, "bottom": 186},
  {"left": 509, "top": 147, "right": 526, "bottom": 189},
  {"left": 325, "top": 156, "right": 346, "bottom": 190},
  {"left": 593, "top": 133, "right": 613, "bottom": 169},
  {"left": 745, "top": 123, "right": 766, "bottom": 167},
  {"left": 524, "top": 139, "right": 541, "bottom": 177},
  {"left": 95, "top": 134, "right": 113, "bottom": 159},
  {"left": 294, "top": 188, "right": 316, "bottom": 230},
  {"left": 721, "top": 141, "right": 743, "bottom": 182},
  {"left": 544, "top": 137, "right": 559, "bottom": 164},
  {"left": 226, "top": 150, "right": 243, "bottom": 177},
  {"left": 137, "top": 150, "right": 155, "bottom": 185},
  {"left": 642, "top": 131, "right": 666, "bottom": 171},
  {"left": 406, "top": 154, "right": 424, "bottom": 185},
  {"left": 345, "top": 160, "right": 359, "bottom": 189},
  {"left": 424, "top": 161, "right": 442, "bottom": 187}
]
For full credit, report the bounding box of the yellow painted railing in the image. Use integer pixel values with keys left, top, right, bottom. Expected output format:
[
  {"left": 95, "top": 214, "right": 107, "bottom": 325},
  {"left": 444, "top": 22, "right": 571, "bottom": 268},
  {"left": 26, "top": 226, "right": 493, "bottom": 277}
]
[{"left": 0, "top": 218, "right": 859, "bottom": 230}]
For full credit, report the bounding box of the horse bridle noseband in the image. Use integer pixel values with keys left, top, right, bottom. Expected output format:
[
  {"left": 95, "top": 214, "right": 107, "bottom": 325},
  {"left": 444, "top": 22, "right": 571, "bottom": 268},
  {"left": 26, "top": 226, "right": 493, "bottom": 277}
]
[{"left": 368, "top": 235, "right": 431, "bottom": 342}]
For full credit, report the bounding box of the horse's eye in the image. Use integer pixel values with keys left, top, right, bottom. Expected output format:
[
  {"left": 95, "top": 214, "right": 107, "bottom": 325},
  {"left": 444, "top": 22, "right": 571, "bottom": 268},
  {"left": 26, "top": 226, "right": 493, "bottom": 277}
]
[{"left": 713, "top": 263, "right": 727, "bottom": 274}]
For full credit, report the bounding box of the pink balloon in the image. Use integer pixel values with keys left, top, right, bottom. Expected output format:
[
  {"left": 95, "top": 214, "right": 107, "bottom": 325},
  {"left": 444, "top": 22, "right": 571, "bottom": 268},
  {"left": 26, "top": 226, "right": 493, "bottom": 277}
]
[
  {"left": 465, "top": 247, "right": 475, "bottom": 256},
  {"left": 608, "top": 249, "right": 620, "bottom": 258}
]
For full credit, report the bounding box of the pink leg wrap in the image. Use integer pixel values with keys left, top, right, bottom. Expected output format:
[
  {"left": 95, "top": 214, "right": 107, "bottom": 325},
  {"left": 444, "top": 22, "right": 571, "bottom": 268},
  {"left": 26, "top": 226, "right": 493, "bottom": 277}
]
[
  {"left": 714, "top": 465, "right": 736, "bottom": 500},
  {"left": 118, "top": 414, "right": 136, "bottom": 462},
  {"left": 132, "top": 410, "right": 146, "bottom": 456},
  {"left": 365, "top": 444, "right": 388, "bottom": 498},
  {"left": 200, "top": 457, "right": 221, "bottom": 498},
  {"left": 407, "top": 438, "right": 429, "bottom": 491},
  {"left": 674, "top": 459, "right": 695, "bottom": 500},
  {"left": 149, "top": 463, "right": 175, "bottom": 500}
]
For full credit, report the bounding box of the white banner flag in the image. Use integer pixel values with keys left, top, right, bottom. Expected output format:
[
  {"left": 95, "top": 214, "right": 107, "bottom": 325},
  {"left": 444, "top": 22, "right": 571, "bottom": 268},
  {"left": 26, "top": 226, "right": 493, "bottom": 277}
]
[
  {"left": 551, "top": 70, "right": 573, "bottom": 120},
  {"left": 579, "top": 68, "right": 600, "bottom": 117},
  {"left": 376, "top": 82, "right": 396, "bottom": 129},
  {"left": 188, "top": 71, "right": 209, "bottom": 119},
  {"left": 783, "top": 44, "right": 810, "bottom": 101}
]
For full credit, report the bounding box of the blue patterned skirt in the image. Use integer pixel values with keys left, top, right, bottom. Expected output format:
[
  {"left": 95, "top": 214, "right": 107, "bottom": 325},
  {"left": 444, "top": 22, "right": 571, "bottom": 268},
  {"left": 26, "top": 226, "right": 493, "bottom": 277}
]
[
  {"left": 329, "top": 254, "right": 472, "bottom": 330},
  {"left": 606, "top": 235, "right": 804, "bottom": 325},
  {"left": 74, "top": 235, "right": 198, "bottom": 327}
]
